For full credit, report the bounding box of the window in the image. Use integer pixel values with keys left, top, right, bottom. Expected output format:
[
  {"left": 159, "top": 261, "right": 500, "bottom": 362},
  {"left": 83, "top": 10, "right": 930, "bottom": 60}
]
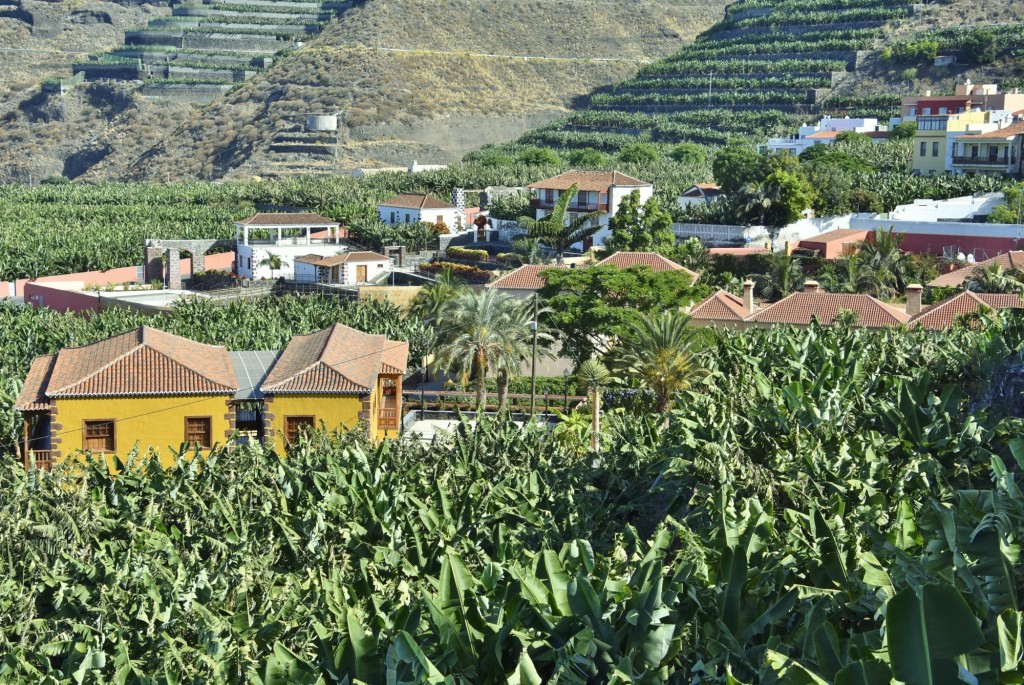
[
  {"left": 920, "top": 141, "right": 927, "bottom": 157},
  {"left": 932, "top": 142, "right": 939, "bottom": 157},
  {"left": 972, "top": 145, "right": 979, "bottom": 157},
  {"left": 405, "top": 213, "right": 410, "bottom": 223},
  {"left": 285, "top": 416, "right": 315, "bottom": 444},
  {"left": 918, "top": 117, "right": 948, "bottom": 131},
  {"left": 184, "top": 417, "right": 212, "bottom": 449},
  {"left": 83, "top": 420, "right": 115, "bottom": 453},
  {"left": 390, "top": 211, "right": 396, "bottom": 224},
  {"left": 599, "top": 192, "right": 608, "bottom": 205}
]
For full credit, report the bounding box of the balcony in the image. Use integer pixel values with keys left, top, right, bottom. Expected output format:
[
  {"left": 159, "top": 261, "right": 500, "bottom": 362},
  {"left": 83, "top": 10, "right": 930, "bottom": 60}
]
[
  {"left": 529, "top": 198, "right": 609, "bottom": 212},
  {"left": 952, "top": 156, "right": 1012, "bottom": 167},
  {"left": 378, "top": 407, "right": 399, "bottom": 430},
  {"left": 23, "top": 450, "right": 52, "bottom": 471}
]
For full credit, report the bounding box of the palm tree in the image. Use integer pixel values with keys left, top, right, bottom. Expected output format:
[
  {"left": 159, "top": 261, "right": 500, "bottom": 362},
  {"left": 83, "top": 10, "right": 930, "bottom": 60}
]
[
  {"left": 577, "top": 359, "right": 611, "bottom": 452},
  {"left": 258, "top": 253, "right": 288, "bottom": 279},
  {"left": 736, "top": 181, "right": 778, "bottom": 227},
  {"left": 518, "top": 183, "right": 602, "bottom": 263},
  {"left": 749, "top": 252, "right": 805, "bottom": 301},
  {"left": 858, "top": 228, "right": 907, "bottom": 293},
  {"left": 409, "top": 266, "right": 466, "bottom": 321},
  {"left": 818, "top": 253, "right": 894, "bottom": 298},
  {"left": 964, "top": 262, "right": 1024, "bottom": 294},
  {"left": 607, "top": 311, "right": 707, "bottom": 413},
  {"left": 493, "top": 297, "right": 552, "bottom": 414}
]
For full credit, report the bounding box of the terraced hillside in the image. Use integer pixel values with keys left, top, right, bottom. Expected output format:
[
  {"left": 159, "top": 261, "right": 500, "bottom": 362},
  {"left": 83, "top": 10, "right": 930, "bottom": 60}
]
[{"left": 521, "top": 0, "right": 1024, "bottom": 156}]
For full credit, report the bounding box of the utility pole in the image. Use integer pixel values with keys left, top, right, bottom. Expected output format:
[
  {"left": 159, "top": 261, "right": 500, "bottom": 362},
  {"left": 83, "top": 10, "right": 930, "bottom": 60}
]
[
  {"left": 529, "top": 293, "right": 539, "bottom": 415},
  {"left": 708, "top": 72, "right": 714, "bottom": 108}
]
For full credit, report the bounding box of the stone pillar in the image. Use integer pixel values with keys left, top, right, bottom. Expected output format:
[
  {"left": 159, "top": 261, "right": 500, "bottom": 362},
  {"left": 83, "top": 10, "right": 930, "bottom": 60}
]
[
  {"left": 192, "top": 251, "right": 205, "bottom": 276},
  {"left": 144, "top": 247, "right": 164, "bottom": 284},
  {"left": 167, "top": 248, "right": 182, "bottom": 290}
]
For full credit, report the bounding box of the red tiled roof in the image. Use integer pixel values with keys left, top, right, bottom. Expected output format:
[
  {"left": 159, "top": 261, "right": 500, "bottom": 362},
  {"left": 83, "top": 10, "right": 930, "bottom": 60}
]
[
  {"left": 262, "top": 324, "right": 408, "bottom": 395},
  {"left": 46, "top": 327, "right": 238, "bottom": 398},
  {"left": 14, "top": 354, "right": 57, "bottom": 411},
  {"left": 806, "top": 131, "right": 841, "bottom": 140},
  {"left": 749, "top": 291, "right": 909, "bottom": 327},
  {"left": 527, "top": 170, "right": 650, "bottom": 191},
  {"left": 801, "top": 228, "right": 870, "bottom": 244},
  {"left": 236, "top": 212, "right": 339, "bottom": 226},
  {"left": 958, "top": 120, "right": 1024, "bottom": 140},
  {"left": 928, "top": 252, "right": 1024, "bottom": 288},
  {"left": 378, "top": 194, "right": 454, "bottom": 210},
  {"left": 909, "top": 291, "right": 1023, "bottom": 329},
  {"left": 596, "top": 252, "right": 699, "bottom": 281},
  {"left": 295, "top": 251, "right": 390, "bottom": 267},
  {"left": 689, "top": 290, "right": 748, "bottom": 321},
  {"left": 487, "top": 264, "right": 566, "bottom": 291}
]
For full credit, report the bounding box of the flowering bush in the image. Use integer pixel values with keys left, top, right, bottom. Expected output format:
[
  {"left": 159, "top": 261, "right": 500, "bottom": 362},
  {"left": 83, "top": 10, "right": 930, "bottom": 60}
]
[
  {"left": 496, "top": 252, "right": 523, "bottom": 266},
  {"left": 447, "top": 247, "right": 489, "bottom": 262},
  {"left": 420, "top": 261, "right": 492, "bottom": 283}
]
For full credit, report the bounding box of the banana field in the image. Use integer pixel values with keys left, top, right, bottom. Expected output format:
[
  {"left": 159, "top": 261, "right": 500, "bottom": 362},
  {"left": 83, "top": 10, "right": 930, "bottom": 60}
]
[{"left": 3, "top": 310, "right": 1024, "bottom": 682}]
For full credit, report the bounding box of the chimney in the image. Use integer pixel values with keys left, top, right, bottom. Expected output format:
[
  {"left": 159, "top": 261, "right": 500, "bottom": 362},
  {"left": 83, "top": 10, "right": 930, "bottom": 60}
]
[
  {"left": 906, "top": 284, "right": 923, "bottom": 316},
  {"left": 743, "top": 280, "right": 755, "bottom": 314},
  {"left": 803, "top": 280, "right": 820, "bottom": 294},
  {"left": 924, "top": 89, "right": 932, "bottom": 97}
]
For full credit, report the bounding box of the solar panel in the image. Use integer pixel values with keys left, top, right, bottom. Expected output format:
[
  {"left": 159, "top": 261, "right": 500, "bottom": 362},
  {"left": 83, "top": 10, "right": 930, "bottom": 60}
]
[{"left": 228, "top": 351, "right": 281, "bottom": 400}]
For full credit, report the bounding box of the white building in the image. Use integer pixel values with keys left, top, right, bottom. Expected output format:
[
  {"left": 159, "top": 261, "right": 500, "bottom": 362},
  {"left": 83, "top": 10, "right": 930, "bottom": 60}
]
[
  {"left": 765, "top": 116, "right": 887, "bottom": 156},
  {"left": 377, "top": 194, "right": 463, "bottom": 229},
  {"left": 888, "top": 193, "right": 1007, "bottom": 222},
  {"left": 234, "top": 212, "right": 345, "bottom": 280},
  {"left": 678, "top": 183, "right": 725, "bottom": 207},
  {"left": 294, "top": 251, "right": 393, "bottom": 285},
  {"left": 525, "top": 170, "right": 654, "bottom": 249}
]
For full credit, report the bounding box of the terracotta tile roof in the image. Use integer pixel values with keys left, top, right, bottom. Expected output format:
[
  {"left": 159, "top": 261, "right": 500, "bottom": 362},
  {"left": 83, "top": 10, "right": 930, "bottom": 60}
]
[
  {"left": 694, "top": 183, "right": 721, "bottom": 190},
  {"left": 681, "top": 183, "right": 723, "bottom": 196},
  {"left": 928, "top": 252, "right": 1024, "bottom": 288},
  {"left": 689, "top": 290, "right": 749, "bottom": 321},
  {"left": 806, "top": 131, "right": 841, "bottom": 140},
  {"left": 236, "top": 212, "right": 339, "bottom": 226},
  {"left": 909, "top": 291, "right": 1023, "bottom": 329},
  {"left": 295, "top": 251, "right": 390, "bottom": 267},
  {"left": 487, "top": 264, "right": 566, "bottom": 291},
  {"left": 378, "top": 193, "right": 455, "bottom": 210},
  {"left": 596, "top": 252, "right": 699, "bottom": 281},
  {"left": 749, "top": 291, "right": 909, "bottom": 327},
  {"left": 958, "top": 120, "right": 1024, "bottom": 140},
  {"left": 801, "top": 228, "right": 870, "bottom": 244},
  {"left": 14, "top": 354, "right": 57, "bottom": 411},
  {"left": 261, "top": 324, "right": 408, "bottom": 395},
  {"left": 46, "top": 327, "right": 238, "bottom": 398},
  {"left": 527, "top": 170, "right": 650, "bottom": 191}
]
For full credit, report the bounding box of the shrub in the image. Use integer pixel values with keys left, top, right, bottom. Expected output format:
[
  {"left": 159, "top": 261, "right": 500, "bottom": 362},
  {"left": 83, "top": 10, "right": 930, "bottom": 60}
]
[
  {"left": 617, "top": 143, "right": 660, "bottom": 164},
  {"left": 447, "top": 246, "right": 489, "bottom": 262},
  {"left": 420, "top": 261, "right": 492, "bottom": 283},
  {"left": 517, "top": 147, "right": 560, "bottom": 165},
  {"left": 496, "top": 253, "right": 523, "bottom": 266}
]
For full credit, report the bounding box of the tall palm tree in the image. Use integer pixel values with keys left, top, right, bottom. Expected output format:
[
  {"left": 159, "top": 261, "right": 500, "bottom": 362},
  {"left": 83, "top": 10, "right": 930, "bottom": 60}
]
[
  {"left": 964, "top": 262, "right": 1024, "bottom": 294},
  {"left": 736, "top": 180, "right": 778, "bottom": 227},
  {"left": 577, "top": 359, "right": 611, "bottom": 452},
  {"left": 493, "top": 297, "right": 552, "bottom": 414},
  {"left": 858, "top": 228, "right": 907, "bottom": 293},
  {"left": 749, "top": 252, "right": 804, "bottom": 301},
  {"left": 518, "top": 183, "right": 601, "bottom": 263},
  {"left": 607, "top": 311, "right": 707, "bottom": 413},
  {"left": 818, "top": 253, "right": 894, "bottom": 298},
  {"left": 409, "top": 266, "right": 466, "bottom": 321},
  {"left": 259, "top": 253, "right": 288, "bottom": 279}
]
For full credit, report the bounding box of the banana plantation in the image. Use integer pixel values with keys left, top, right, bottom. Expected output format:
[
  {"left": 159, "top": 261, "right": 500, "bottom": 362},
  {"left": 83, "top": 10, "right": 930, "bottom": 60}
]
[{"left": 3, "top": 303, "right": 1024, "bottom": 683}]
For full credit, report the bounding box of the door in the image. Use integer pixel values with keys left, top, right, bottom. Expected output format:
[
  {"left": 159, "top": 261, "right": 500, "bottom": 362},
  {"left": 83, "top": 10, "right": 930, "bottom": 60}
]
[{"left": 356, "top": 265, "right": 367, "bottom": 282}]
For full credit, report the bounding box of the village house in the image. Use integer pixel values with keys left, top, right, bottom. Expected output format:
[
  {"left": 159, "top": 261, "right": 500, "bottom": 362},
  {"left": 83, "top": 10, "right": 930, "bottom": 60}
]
[
  {"left": 377, "top": 194, "right": 462, "bottom": 229},
  {"left": 487, "top": 263, "right": 567, "bottom": 298},
  {"left": 294, "top": 251, "right": 393, "bottom": 285},
  {"left": 765, "top": 115, "right": 888, "bottom": 156},
  {"left": 678, "top": 183, "right": 724, "bottom": 207},
  {"left": 950, "top": 120, "right": 1024, "bottom": 178},
  {"left": 15, "top": 324, "right": 408, "bottom": 470},
  {"left": 928, "top": 251, "right": 1024, "bottom": 289},
  {"left": 596, "top": 251, "right": 699, "bottom": 282},
  {"left": 526, "top": 171, "right": 654, "bottom": 249},
  {"left": 234, "top": 212, "right": 344, "bottom": 280}
]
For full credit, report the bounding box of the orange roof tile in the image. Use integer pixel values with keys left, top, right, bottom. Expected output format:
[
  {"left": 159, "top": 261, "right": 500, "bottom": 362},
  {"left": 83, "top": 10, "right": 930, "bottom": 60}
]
[
  {"left": 45, "top": 327, "right": 238, "bottom": 398},
  {"left": 596, "top": 252, "right": 699, "bottom": 280},
  {"left": 689, "top": 290, "right": 749, "bottom": 321},
  {"left": 14, "top": 354, "right": 56, "bottom": 411},
  {"left": 262, "top": 324, "right": 408, "bottom": 395},
  {"left": 928, "top": 252, "right": 1024, "bottom": 288},
  {"left": 957, "top": 120, "right": 1024, "bottom": 140},
  {"left": 749, "top": 291, "right": 909, "bottom": 327},
  {"left": 806, "top": 131, "right": 841, "bottom": 140},
  {"left": 909, "top": 291, "right": 1023, "bottom": 329},
  {"left": 379, "top": 194, "right": 455, "bottom": 210},
  {"left": 295, "top": 251, "right": 390, "bottom": 267},
  {"left": 487, "top": 264, "right": 566, "bottom": 291},
  {"left": 527, "top": 170, "right": 650, "bottom": 192},
  {"left": 236, "top": 212, "right": 338, "bottom": 226}
]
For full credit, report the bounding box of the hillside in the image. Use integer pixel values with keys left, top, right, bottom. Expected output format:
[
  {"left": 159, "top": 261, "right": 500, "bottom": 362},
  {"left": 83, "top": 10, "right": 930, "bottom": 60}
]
[
  {"left": 518, "top": 0, "right": 1024, "bottom": 156},
  {"left": 0, "top": 0, "right": 728, "bottom": 182}
]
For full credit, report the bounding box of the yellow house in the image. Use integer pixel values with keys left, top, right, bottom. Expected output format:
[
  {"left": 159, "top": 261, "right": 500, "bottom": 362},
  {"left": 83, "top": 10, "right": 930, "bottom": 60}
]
[
  {"left": 15, "top": 324, "right": 409, "bottom": 470},
  {"left": 260, "top": 324, "right": 408, "bottom": 449},
  {"left": 911, "top": 110, "right": 989, "bottom": 176}
]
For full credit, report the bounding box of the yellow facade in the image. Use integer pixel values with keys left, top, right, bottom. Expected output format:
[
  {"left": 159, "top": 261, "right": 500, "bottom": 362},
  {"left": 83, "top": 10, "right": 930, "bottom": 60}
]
[
  {"left": 54, "top": 394, "right": 233, "bottom": 469},
  {"left": 911, "top": 111, "right": 989, "bottom": 175},
  {"left": 265, "top": 393, "right": 365, "bottom": 451}
]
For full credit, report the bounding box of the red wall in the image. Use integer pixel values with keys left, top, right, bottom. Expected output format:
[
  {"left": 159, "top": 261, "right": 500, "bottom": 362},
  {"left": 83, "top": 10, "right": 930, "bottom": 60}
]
[
  {"left": 23, "top": 283, "right": 102, "bottom": 313},
  {"left": 897, "top": 233, "right": 1020, "bottom": 258}
]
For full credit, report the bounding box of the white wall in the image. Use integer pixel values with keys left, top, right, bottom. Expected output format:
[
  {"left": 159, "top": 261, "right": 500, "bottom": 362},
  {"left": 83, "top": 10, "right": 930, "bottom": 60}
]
[
  {"left": 378, "top": 205, "right": 462, "bottom": 228},
  {"left": 889, "top": 194, "right": 1005, "bottom": 221},
  {"left": 238, "top": 244, "right": 348, "bottom": 280},
  {"left": 341, "top": 259, "right": 392, "bottom": 285}
]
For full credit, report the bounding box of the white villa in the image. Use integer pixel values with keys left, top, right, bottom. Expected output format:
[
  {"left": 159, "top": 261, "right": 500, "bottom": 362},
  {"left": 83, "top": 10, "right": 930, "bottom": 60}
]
[
  {"left": 377, "top": 194, "right": 463, "bottom": 229},
  {"left": 765, "top": 116, "right": 888, "bottom": 156},
  {"left": 526, "top": 170, "right": 654, "bottom": 249},
  {"left": 234, "top": 212, "right": 344, "bottom": 280}
]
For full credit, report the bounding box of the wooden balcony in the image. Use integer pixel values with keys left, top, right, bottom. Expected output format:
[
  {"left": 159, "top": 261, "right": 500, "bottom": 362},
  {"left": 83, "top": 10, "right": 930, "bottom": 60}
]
[
  {"left": 378, "top": 407, "right": 399, "bottom": 430},
  {"left": 23, "top": 450, "right": 52, "bottom": 471}
]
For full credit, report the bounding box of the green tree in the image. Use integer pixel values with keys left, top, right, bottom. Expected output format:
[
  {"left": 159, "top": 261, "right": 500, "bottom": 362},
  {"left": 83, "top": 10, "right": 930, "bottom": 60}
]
[
  {"left": 818, "top": 253, "right": 892, "bottom": 297},
  {"left": 606, "top": 190, "right": 675, "bottom": 253},
  {"left": 618, "top": 142, "right": 660, "bottom": 164},
  {"left": 859, "top": 227, "right": 908, "bottom": 295},
  {"left": 409, "top": 266, "right": 467, "bottom": 321},
  {"left": 606, "top": 311, "right": 707, "bottom": 413},
  {"left": 539, "top": 265, "right": 708, "bottom": 362},
  {"left": 964, "top": 262, "right": 1024, "bottom": 294},
  {"left": 961, "top": 28, "right": 998, "bottom": 65},
  {"left": 735, "top": 180, "right": 778, "bottom": 227},
  {"left": 669, "top": 142, "right": 707, "bottom": 165},
  {"left": 576, "top": 358, "right": 611, "bottom": 452},
  {"left": 518, "top": 147, "right": 561, "bottom": 165},
  {"left": 749, "top": 251, "right": 805, "bottom": 301},
  {"left": 567, "top": 148, "right": 607, "bottom": 168},
  {"left": 518, "top": 183, "right": 602, "bottom": 263},
  {"left": 762, "top": 169, "right": 816, "bottom": 231},
  {"left": 258, "top": 252, "right": 288, "bottom": 279},
  {"left": 713, "top": 144, "right": 764, "bottom": 194},
  {"left": 988, "top": 183, "right": 1023, "bottom": 224},
  {"left": 890, "top": 121, "right": 918, "bottom": 140}
]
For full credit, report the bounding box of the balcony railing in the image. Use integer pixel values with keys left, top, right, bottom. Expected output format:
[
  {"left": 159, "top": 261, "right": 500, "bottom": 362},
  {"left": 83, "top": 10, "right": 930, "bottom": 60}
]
[
  {"left": 529, "top": 198, "right": 608, "bottom": 212},
  {"left": 952, "top": 156, "right": 1011, "bottom": 167},
  {"left": 378, "top": 408, "right": 399, "bottom": 430},
  {"left": 23, "top": 450, "right": 52, "bottom": 471}
]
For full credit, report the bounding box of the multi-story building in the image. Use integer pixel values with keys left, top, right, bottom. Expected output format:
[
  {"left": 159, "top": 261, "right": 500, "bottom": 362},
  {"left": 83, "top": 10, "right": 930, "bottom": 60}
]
[
  {"left": 910, "top": 109, "right": 990, "bottom": 176},
  {"left": 526, "top": 171, "right": 654, "bottom": 249},
  {"left": 950, "top": 120, "right": 1024, "bottom": 177},
  {"left": 765, "top": 116, "right": 887, "bottom": 156}
]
